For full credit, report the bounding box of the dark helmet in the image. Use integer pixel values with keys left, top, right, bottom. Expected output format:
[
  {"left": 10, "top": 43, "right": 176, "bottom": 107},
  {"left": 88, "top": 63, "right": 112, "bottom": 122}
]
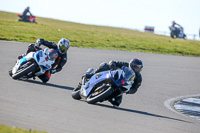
[
  {"left": 57, "top": 38, "right": 70, "bottom": 54},
  {"left": 47, "top": 49, "right": 58, "bottom": 61},
  {"left": 172, "top": 21, "right": 176, "bottom": 25},
  {"left": 129, "top": 58, "right": 143, "bottom": 74}
]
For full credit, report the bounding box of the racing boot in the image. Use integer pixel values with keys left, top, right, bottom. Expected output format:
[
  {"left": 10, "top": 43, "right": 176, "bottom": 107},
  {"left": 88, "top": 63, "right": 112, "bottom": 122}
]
[
  {"left": 38, "top": 71, "right": 51, "bottom": 83},
  {"left": 108, "top": 95, "right": 123, "bottom": 108}
]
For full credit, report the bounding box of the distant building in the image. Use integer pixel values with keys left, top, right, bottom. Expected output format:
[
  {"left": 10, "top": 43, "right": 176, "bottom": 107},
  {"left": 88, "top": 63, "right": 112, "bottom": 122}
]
[{"left": 144, "top": 26, "right": 155, "bottom": 33}]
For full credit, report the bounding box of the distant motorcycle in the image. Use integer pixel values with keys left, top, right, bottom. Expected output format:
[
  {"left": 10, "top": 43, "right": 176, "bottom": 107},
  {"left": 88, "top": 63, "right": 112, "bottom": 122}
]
[
  {"left": 10, "top": 46, "right": 57, "bottom": 80},
  {"left": 169, "top": 26, "right": 186, "bottom": 39},
  {"left": 17, "top": 14, "right": 37, "bottom": 23},
  {"left": 72, "top": 67, "right": 135, "bottom": 104}
]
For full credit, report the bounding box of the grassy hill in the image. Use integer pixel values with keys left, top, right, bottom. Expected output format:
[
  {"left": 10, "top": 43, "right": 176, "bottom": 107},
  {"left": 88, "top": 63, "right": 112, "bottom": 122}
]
[{"left": 0, "top": 11, "right": 200, "bottom": 56}]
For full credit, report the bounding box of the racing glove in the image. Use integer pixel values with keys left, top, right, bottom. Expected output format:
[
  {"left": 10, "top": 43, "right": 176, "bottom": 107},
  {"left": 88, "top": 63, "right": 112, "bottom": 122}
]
[
  {"left": 108, "top": 60, "right": 117, "bottom": 70},
  {"left": 35, "top": 38, "right": 44, "bottom": 47}
]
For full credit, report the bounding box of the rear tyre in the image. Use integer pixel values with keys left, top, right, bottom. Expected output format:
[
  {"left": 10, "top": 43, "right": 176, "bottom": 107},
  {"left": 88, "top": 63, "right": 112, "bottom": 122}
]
[
  {"left": 170, "top": 33, "right": 174, "bottom": 38},
  {"left": 183, "top": 34, "right": 187, "bottom": 39},
  {"left": 17, "top": 19, "right": 23, "bottom": 22},
  {"left": 12, "top": 62, "right": 37, "bottom": 80},
  {"left": 86, "top": 85, "right": 113, "bottom": 104}
]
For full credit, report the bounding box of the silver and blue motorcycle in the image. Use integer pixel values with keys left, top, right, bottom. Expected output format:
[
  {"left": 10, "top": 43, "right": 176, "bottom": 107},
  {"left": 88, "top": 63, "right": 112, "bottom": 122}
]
[
  {"left": 72, "top": 66, "right": 135, "bottom": 104},
  {"left": 10, "top": 47, "right": 57, "bottom": 80}
]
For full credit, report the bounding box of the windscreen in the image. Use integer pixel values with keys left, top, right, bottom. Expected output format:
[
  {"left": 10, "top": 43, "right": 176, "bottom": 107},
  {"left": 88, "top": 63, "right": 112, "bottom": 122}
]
[{"left": 122, "top": 66, "right": 135, "bottom": 82}]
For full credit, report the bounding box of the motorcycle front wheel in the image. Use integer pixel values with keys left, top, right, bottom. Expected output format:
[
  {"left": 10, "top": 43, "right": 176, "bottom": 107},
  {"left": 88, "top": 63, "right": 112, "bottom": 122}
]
[
  {"left": 86, "top": 85, "right": 113, "bottom": 104},
  {"left": 12, "top": 62, "right": 37, "bottom": 80},
  {"left": 72, "top": 87, "right": 81, "bottom": 100}
]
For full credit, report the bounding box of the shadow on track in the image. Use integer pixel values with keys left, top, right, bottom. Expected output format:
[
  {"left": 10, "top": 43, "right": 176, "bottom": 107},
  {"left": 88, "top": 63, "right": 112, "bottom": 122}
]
[
  {"left": 95, "top": 103, "right": 191, "bottom": 123},
  {"left": 20, "top": 79, "right": 74, "bottom": 90}
]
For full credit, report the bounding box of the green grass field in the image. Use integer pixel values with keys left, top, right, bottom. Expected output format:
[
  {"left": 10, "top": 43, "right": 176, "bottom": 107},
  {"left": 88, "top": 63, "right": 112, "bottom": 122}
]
[
  {"left": 0, "top": 124, "right": 46, "bottom": 133},
  {"left": 0, "top": 11, "right": 200, "bottom": 56}
]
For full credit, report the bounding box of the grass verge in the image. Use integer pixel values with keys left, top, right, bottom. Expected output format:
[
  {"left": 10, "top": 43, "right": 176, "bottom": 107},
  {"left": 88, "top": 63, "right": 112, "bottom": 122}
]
[
  {"left": 0, "top": 124, "right": 47, "bottom": 133},
  {"left": 0, "top": 11, "right": 200, "bottom": 56}
]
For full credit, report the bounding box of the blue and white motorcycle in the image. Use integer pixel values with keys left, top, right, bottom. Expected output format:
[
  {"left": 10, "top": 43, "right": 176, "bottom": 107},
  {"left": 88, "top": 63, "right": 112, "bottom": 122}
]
[
  {"left": 11, "top": 47, "right": 57, "bottom": 80},
  {"left": 72, "top": 66, "right": 135, "bottom": 104},
  {"left": 169, "top": 26, "right": 186, "bottom": 39}
]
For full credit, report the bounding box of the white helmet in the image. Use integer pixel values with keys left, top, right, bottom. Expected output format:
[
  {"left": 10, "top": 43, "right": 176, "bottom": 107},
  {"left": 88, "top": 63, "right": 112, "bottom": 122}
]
[{"left": 57, "top": 38, "right": 70, "bottom": 54}]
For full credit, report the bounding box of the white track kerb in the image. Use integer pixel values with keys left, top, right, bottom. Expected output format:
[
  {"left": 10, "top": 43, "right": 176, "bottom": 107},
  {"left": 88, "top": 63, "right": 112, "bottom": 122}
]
[{"left": 164, "top": 94, "right": 200, "bottom": 119}]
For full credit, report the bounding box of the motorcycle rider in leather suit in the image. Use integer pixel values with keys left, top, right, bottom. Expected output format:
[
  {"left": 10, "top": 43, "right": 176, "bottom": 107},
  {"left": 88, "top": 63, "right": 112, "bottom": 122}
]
[
  {"left": 76, "top": 58, "right": 143, "bottom": 107},
  {"left": 171, "top": 21, "right": 183, "bottom": 36},
  {"left": 9, "top": 38, "right": 70, "bottom": 83},
  {"left": 22, "top": 7, "right": 33, "bottom": 22}
]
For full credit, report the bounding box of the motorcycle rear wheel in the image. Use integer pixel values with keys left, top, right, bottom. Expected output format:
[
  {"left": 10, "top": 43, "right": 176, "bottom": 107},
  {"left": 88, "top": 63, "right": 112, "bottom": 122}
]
[
  {"left": 12, "top": 62, "right": 37, "bottom": 80},
  {"left": 86, "top": 85, "right": 113, "bottom": 104},
  {"left": 183, "top": 34, "right": 187, "bottom": 39},
  {"left": 17, "top": 19, "right": 23, "bottom": 22}
]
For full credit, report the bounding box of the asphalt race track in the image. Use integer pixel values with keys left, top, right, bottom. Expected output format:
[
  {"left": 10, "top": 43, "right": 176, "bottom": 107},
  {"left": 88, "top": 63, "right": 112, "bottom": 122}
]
[{"left": 0, "top": 41, "right": 200, "bottom": 133}]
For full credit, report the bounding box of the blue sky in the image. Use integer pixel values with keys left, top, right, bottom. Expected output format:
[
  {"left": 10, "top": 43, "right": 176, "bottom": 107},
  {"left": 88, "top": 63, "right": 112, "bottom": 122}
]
[{"left": 1, "top": 0, "right": 200, "bottom": 37}]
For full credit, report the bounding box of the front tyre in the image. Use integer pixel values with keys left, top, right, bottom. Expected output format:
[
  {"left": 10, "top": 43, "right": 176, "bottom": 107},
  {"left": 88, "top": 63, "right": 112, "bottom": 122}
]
[
  {"left": 86, "top": 85, "right": 113, "bottom": 104},
  {"left": 12, "top": 62, "right": 37, "bottom": 80},
  {"left": 72, "top": 87, "right": 81, "bottom": 100}
]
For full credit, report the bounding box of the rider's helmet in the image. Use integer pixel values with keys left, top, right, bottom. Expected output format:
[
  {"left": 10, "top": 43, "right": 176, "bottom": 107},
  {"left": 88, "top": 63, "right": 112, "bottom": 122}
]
[
  {"left": 57, "top": 38, "right": 70, "bottom": 54},
  {"left": 172, "top": 21, "right": 176, "bottom": 25},
  {"left": 129, "top": 58, "right": 143, "bottom": 74},
  {"left": 26, "top": 6, "right": 30, "bottom": 10},
  {"left": 47, "top": 49, "right": 58, "bottom": 61}
]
